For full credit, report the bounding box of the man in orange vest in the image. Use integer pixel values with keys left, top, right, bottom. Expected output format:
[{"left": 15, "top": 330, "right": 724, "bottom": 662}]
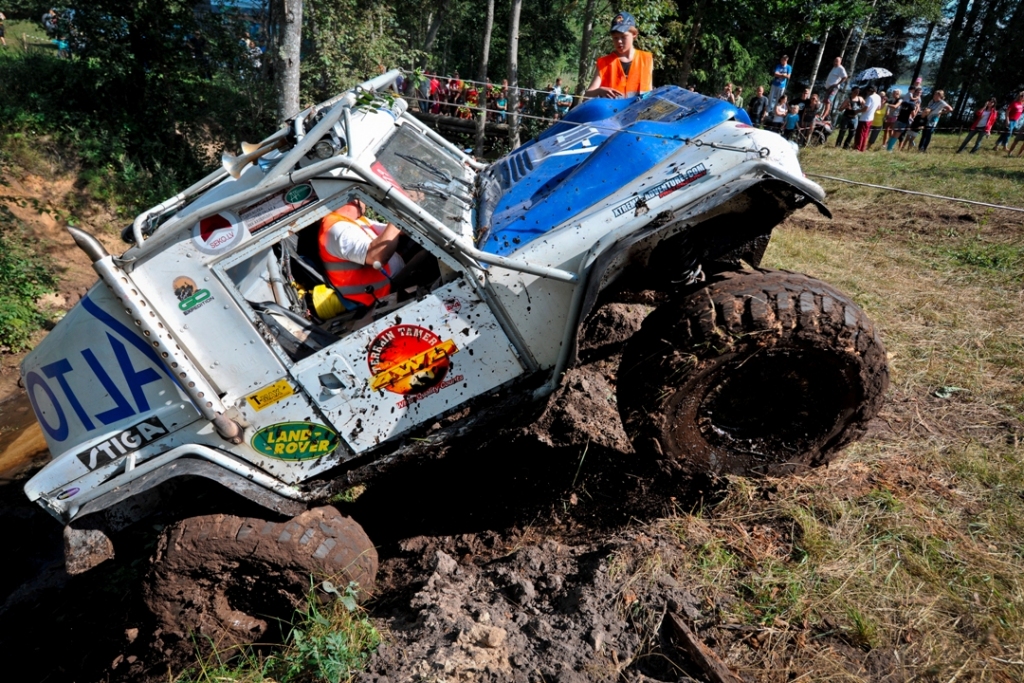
[
  {"left": 585, "top": 11, "right": 653, "bottom": 99},
  {"left": 319, "top": 199, "right": 405, "bottom": 307}
]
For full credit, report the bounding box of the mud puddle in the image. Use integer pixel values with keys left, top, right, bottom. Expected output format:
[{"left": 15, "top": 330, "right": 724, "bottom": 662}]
[{"left": 0, "top": 391, "right": 49, "bottom": 483}]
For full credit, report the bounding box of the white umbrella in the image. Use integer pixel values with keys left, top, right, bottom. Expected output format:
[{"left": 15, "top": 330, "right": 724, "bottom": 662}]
[{"left": 854, "top": 67, "right": 893, "bottom": 81}]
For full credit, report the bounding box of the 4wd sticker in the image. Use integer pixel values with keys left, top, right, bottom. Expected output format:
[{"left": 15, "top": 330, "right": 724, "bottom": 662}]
[
  {"left": 251, "top": 422, "right": 339, "bottom": 460},
  {"left": 612, "top": 163, "right": 709, "bottom": 217},
  {"left": 192, "top": 212, "right": 245, "bottom": 255},
  {"left": 75, "top": 416, "right": 168, "bottom": 470},
  {"left": 239, "top": 183, "right": 318, "bottom": 234},
  {"left": 173, "top": 276, "right": 214, "bottom": 315},
  {"left": 367, "top": 325, "right": 462, "bottom": 402}
]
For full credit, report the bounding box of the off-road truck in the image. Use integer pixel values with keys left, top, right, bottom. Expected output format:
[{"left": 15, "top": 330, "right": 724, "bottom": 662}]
[{"left": 20, "top": 71, "right": 888, "bottom": 643}]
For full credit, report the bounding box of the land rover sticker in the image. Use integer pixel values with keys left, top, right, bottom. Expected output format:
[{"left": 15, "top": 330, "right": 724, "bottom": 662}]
[
  {"left": 367, "top": 325, "right": 461, "bottom": 401},
  {"left": 75, "top": 416, "right": 168, "bottom": 470},
  {"left": 192, "top": 211, "right": 244, "bottom": 255},
  {"left": 251, "top": 422, "right": 339, "bottom": 460}
]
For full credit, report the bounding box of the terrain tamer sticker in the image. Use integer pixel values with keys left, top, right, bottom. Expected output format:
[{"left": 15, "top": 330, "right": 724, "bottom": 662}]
[
  {"left": 367, "top": 325, "right": 461, "bottom": 399},
  {"left": 251, "top": 422, "right": 339, "bottom": 460}
]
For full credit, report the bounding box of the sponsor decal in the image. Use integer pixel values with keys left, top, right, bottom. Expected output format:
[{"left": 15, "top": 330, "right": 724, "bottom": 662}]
[
  {"left": 441, "top": 297, "right": 463, "bottom": 315},
  {"left": 250, "top": 422, "right": 339, "bottom": 460},
  {"left": 75, "top": 416, "right": 168, "bottom": 470},
  {"left": 192, "top": 212, "right": 245, "bottom": 255},
  {"left": 245, "top": 379, "right": 295, "bottom": 411},
  {"left": 56, "top": 487, "right": 80, "bottom": 500},
  {"left": 173, "top": 276, "right": 215, "bottom": 315},
  {"left": 239, "top": 183, "right": 318, "bottom": 234},
  {"left": 636, "top": 99, "right": 683, "bottom": 121},
  {"left": 25, "top": 295, "right": 179, "bottom": 443},
  {"left": 367, "top": 324, "right": 460, "bottom": 397},
  {"left": 612, "top": 163, "right": 709, "bottom": 217}
]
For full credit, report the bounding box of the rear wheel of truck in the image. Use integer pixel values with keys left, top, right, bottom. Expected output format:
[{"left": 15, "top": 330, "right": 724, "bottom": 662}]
[
  {"left": 144, "top": 505, "right": 377, "bottom": 648},
  {"left": 618, "top": 268, "right": 888, "bottom": 477}
]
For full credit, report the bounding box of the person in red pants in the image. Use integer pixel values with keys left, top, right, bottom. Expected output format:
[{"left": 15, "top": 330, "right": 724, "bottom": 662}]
[{"left": 855, "top": 86, "right": 881, "bottom": 151}]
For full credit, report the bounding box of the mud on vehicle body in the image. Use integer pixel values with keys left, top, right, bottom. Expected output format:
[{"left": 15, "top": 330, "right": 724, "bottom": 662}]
[{"left": 20, "top": 71, "right": 887, "bottom": 643}]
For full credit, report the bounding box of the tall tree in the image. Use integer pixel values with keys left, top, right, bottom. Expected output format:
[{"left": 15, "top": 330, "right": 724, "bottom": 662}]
[
  {"left": 910, "top": 20, "right": 934, "bottom": 85},
  {"left": 808, "top": 28, "right": 829, "bottom": 90},
  {"left": 274, "top": 0, "right": 303, "bottom": 122},
  {"left": 576, "top": 0, "right": 598, "bottom": 95},
  {"left": 475, "top": 0, "right": 496, "bottom": 156},
  {"left": 508, "top": 0, "right": 524, "bottom": 149}
]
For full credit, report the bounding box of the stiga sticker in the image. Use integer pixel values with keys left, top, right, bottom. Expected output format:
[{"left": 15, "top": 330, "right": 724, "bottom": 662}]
[
  {"left": 367, "top": 325, "right": 461, "bottom": 399},
  {"left": 192, "top": 211, "right": 245, "bottom": 255},
  {"left": 251, "top": 422, "right": 339, "bottom": 460},
  {"left": 75, "top": 416, "right": 169, "bottom": 470},
  {"left": 246, "top": 379, "right": 295, "bottom": 411}
]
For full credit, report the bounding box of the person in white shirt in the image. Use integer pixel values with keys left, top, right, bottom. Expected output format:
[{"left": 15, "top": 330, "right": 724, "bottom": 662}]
[
  {"left": 855, "top": 86, "right": 881, "bottom": 151},
  {"left": 824, "top": 57, "right": 848, "bottom": 109}
]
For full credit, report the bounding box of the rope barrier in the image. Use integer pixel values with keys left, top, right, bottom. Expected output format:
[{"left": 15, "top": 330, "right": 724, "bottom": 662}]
[{"left": 806, "top": 173, "right": 1024, "bottom": 214}]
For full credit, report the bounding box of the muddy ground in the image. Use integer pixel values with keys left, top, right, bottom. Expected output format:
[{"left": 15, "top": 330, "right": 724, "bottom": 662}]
[{"left": 0, "top": 168, "right": 1015, "bottom": 682}]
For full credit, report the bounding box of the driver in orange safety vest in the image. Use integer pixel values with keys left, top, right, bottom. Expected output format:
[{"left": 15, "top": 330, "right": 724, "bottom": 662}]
[
  {"left": 319, "top": 199, "right": 405, "bottom": 307},
  {"left": 585, "top": 11, "right": 653, "bottom": 99}
]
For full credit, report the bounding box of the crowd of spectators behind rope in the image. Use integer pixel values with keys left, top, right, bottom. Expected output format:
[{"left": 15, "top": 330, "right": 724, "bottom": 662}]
[{"left": 399, "top": 53, "right": 1024, "bottom": 159}]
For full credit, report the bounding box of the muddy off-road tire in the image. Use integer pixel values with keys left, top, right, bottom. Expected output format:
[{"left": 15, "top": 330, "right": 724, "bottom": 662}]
[
  {"left": 144, "top": 506, "right": 377, "bottom": 647},
  {"left": 618, "top": 268, "right": 888, "bottom": 477}
]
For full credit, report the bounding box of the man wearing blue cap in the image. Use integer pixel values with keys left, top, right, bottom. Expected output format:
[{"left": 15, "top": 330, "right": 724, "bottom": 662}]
[{"left": 585, "top": 11, "right": 653, "bottom": 99}]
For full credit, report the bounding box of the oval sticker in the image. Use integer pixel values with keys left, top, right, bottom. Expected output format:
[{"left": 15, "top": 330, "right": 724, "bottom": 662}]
[
  {"left": 250, "top": 422, "right": 339, "bottom": 460},
  {"left": 285, "top": 183, "right": 314, "bottom": 204}
]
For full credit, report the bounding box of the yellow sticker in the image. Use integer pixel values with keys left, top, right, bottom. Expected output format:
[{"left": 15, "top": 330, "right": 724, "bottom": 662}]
[{"left": 246, "top": 379, "right": 295, "bottom": 411}]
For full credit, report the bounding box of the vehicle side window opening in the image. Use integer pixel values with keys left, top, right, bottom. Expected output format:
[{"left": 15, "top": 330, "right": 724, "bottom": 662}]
[{"left": 227, "top": 189, "right": 450, "bottom": 364}]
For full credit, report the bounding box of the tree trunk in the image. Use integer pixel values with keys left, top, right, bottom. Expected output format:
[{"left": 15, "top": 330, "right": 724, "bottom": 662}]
[
  {"left": 846, "top": 4, "right": 875, "bottom": 86},
  {"left": 808, "top": 28, "right": 829, "bottom": 91},
  {"left": 475, "top": 0, "right": 495, "bottom": 157},
  {"left": 423, "top": 0, "right": 451, "bottom": 55},
  {"left": 508, "top": 0, "right": 523, "bottom": 150},
  {"left": 678, "top": 0, "right": 706, "bottom": 87},
  {"left": 274, "top": 0, "right": 303, "bottom": 123},
  {"left": 933, "top": 0, "right": 972, "bottom": 89},
  {"left": 838, "top": 25, "right": 855, "bottom": 60},
  {"left": 575, "top": 0, "right": 597, "bottom": 95},
  {"left": 910, "top": 21, "right": 935, "bottom": 85}
]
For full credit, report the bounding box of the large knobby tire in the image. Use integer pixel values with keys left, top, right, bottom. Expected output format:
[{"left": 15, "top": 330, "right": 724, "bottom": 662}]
[
  {"left": 144, "top": 506, "right": 377, "bottom": 647},
  {"left": 618, "top": 268, "right": 888, "bottom": 477}
]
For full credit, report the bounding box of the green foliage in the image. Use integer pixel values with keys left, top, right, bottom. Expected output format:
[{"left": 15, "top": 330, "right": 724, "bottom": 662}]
[
  {"left": 0, "top": 206, "right": 58, "bottom": 351},
  {"left": 178, "top": 582, "right": 380, "bottom": 683}
]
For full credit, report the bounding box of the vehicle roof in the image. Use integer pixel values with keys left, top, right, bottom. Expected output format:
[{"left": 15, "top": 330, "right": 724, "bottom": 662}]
[{"left": 479, "top": 87, "right": 750, "bottom": 257}]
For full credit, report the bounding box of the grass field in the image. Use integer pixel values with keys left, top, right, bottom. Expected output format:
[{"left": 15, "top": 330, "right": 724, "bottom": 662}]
[{"left": 631, "top": 136, "right": 1024, "bottom": 681}]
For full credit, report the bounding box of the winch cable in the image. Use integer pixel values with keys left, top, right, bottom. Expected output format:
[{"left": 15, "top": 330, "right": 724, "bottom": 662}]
[{"left": 806, "top": 173, "right": 1024, "bottom": 214}]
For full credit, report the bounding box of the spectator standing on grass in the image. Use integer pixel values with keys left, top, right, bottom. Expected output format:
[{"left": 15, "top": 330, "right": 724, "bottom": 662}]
[
  {"left": 823, "top": 57, "right": 848, "bottom": 109},
  {"left": 834, "top": 87, "right": 863, "bottom": 149},
  {"left": 868, "top": 89, "right": 887, "bottom": 148},
  {"left": 770, "top": 94, "right": 788, "bottom": 132},
  {"left": 586, "top": 11, "right": 653, "bottom": 99},
  {"left": 855, "top": 85, "right": 880, "bottom": 152},
  {"left": 0, "top": 12, "right": 6, "bottom": 47},
  {"left": 994, "top": 91, "right": 1024, "bottom": 150},
  {"left": 881, "top": 89, "right": 902, "bottom": 148},
  {"left": 957, "top": 97, "right": 999, "bottom": 153},
  {"left": 902, "top": 109, "right": 927, "bottom": 150},
  {"left": 747, "top": 85, "right": 769, "bottom": 127},
  {"left": 734, "top": 86, "right": 744, "bottom": 110},
  {"left": 43, "top": 8, "right": 58, "bottom": 35},
  {"left": 784, "top": 105, "right": 800, "bottom": 140},
  {"left": 799, "top": 93, "right": 824, "bottom": 142},
  {"left": 919, "top": 89, "right": 952, "bottom": 153},
  {"left": 888, "top": 90, "right": 917, "bottom": 151},
  {"left": 768, "top": 55, "right": 791, "bottom": 112}
]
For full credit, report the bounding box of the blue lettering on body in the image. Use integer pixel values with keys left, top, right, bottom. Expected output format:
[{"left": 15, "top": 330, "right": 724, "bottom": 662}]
[{"left": 29, "top": 295, "right": 185, "bottom": 442}]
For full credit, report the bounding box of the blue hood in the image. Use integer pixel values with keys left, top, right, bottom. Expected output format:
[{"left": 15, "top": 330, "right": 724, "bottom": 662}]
[{"left": 477, "top": 86, "right": 750, "bottom": 257}]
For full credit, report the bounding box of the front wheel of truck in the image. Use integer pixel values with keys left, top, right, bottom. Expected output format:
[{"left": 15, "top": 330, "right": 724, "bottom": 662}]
[
  {"left": 617, "top": 268, "right": 889, "bottom": 477},
  {"left": 144, "top": 505, "right": 377, "bottom": 649}
]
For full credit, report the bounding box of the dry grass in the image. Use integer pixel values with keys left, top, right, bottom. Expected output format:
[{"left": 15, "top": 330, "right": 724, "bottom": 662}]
[{"left": 630, "top": 144, "right": 1024, "bottom": 681}]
